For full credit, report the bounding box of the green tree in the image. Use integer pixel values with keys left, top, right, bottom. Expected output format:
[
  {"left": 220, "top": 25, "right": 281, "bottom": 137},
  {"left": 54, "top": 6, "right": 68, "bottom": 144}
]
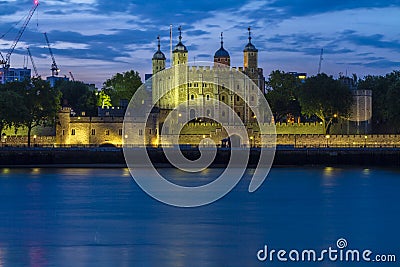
[
  {"left": 265, "top": 70, "right": 301, "bottom": 122},
  {"left": 0, "top": 88, "right": 23, "bottom": 135},
  {"left": 358, "top": 71, "right": 400, "bottom": 133},
  {"left": 97, "top": 90, "right": 112, "bottom": 108},
  {"left": 298, "top": 73, "right": 353, "bottom": 134},
  {"left": 102, "top": 70, "right": 142, "bottom": 106},
  {"left": 17, "top": 78, "right": 61, "bottom": 147},
  {"left": 56, "top": 80, "right": 97, "bottom": 116}
]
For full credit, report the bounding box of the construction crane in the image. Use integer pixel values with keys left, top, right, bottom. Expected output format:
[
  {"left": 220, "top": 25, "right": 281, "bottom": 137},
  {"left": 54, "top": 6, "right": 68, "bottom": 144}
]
[
  {"left": 69, "top": 71, "right": 75, "bottom": 81},
  {"left": 27, "top": 47, "right": 39, "bottom": 77},
  {"left": 0, "top": 0, "right": 39, "bottom": 69},
  {"left": 44, "top": 32, "right": 60, "bottom": 76},
  {"left": 317, "top": 48, "right": 324, "bottom": 74}
]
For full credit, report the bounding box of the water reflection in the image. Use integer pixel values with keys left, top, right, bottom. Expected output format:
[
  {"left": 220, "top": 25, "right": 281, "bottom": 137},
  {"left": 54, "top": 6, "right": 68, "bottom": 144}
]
[{"left": 0, "top": 167, "right": 399, "bottom": 266}]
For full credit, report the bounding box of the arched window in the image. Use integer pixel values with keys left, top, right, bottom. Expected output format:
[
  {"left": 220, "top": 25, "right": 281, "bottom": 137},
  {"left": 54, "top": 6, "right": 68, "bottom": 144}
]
[
  {"left": 206, "top": 94, "right": 210, "bottom": 100},
  {"left": 191, "top": 94, "right": 195, "bottom": 100}
]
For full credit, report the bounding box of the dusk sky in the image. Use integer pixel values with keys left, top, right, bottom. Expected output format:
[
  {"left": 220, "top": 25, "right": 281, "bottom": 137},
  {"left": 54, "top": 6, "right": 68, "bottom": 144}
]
[{"left": 0, "top": 0, "right": 399, "bottom": 88}]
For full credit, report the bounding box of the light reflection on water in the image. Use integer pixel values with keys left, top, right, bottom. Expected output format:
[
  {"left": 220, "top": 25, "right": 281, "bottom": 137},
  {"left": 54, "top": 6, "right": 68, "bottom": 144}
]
[{"left": 0, "top": 167, "right": 399, "bottom": 266}]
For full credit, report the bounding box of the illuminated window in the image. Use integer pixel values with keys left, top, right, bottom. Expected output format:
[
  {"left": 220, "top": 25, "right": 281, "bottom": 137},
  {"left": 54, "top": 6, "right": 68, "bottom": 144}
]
[
  {"left": 71, "top": 129, "right": 76, "bottom": 135},
  {"left": 91, "top": 129, "right": 96, "bottom": 135}
]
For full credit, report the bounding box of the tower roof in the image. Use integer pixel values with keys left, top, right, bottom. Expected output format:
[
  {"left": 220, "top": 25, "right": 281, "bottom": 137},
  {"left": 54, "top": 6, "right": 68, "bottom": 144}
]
[
  {"left": 243, "top": 27, "right": 258, "bottom": 52},
  {"left": 152, "top": 36, "right": 166, "bottom": 60},
  {"left": 173, "top": 26, "right": 188, "bottom": 53},
  {"left": 214, "top": 32, "right": 230, "bottom": 58}
]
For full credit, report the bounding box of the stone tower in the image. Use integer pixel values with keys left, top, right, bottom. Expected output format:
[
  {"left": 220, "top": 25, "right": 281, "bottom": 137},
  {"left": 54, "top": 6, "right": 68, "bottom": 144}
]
[
  {"left": 152, "top": 35, "right": 166, "bottom": 75},
  {"left": 214, "top": 32, "right": 230, "bottom": 67},
  {"left": 243, "top": 27, "right": 258, "bottom": 80},
  {"left": 172, "top": 26, "right": 188, "bottom": 66}
]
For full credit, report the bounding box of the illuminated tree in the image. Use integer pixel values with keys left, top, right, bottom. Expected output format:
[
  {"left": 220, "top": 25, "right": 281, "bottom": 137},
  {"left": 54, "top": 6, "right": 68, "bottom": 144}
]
[{"left": 298, "top": 73, "right": 353, "bottom": 134}]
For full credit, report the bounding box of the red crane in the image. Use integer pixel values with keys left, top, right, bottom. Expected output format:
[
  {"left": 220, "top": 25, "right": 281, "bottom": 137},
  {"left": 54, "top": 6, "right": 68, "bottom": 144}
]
[{"left": 0, "top": 0, "right": 39, "bottom": 69}]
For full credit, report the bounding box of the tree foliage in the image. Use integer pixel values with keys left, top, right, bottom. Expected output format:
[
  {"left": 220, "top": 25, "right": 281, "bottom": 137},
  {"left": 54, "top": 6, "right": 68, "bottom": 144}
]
[
  {"left": 358, "top": 71, "right": 400, "bottom": 133},
  {"left": 0, "top": 78, "right": 61, "bottom": 146},
  {"left": 102, "top": 70, "right": 142, "bottom": 106},
  {"left": 56, "top": 80, "right": 97, "bottom": 116},
  {"left": 0, "top": 89, "right": 23, "bottom": 135},
  {"left": 265, "top": 70, "right": 301, "bottom": 122},
  {"left": 298, "top": 73, "right": 353, "bottom": 134}
]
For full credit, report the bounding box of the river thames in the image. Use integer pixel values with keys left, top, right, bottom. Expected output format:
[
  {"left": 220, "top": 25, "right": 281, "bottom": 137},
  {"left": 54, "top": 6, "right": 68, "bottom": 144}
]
[{"left": 0, "top": 167, "right": 399, "bottom": 266}]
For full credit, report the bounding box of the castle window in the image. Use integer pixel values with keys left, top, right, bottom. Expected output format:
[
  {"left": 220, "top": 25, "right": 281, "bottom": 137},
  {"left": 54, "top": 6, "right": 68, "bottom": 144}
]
[
  {"left": 251, "top": 96, "right": 255, "bottom": 101},
  {"left": 139, "top": 129, "right": 143, "bottom": 136},
  {"left": 206, "top": 94, "right": 210, "bottom": 100},
  {"left": 237, "top": 112, "right": 241, "bottom": 117},
  {"left": 252, "top": 85, "right": 255, "bottom": 90},
  {"left": 194, "top": 83, "right": 198, "bottom": 87},
  {"left": 221, "top": 95, "right": 225, "bottom": 101},
  {"left": 118, "top": 129, "right": 122, "bottom": 136},
  {"left": 237, "top": 85, "right": 240, "bottom": 90},
  {"left": 236, "top": 96, "right": 240, "bottom": 102},
  {"left": 207, "top": 109, "right": 211, "bottom": 116},
  {"left": 191, "top": 94, "right": 195, "bottom": 100},
  {"left": 222, "top": 111, "right": 225, "bottom": 117},
  {"left": 149, "top": 129, "right": 152, "bottom": 135},
  {"left": 91, "top": 129, "right": 96, "bottom": 135},
  {"left": 71, "top": 129, "right": 76, "bottom": 136},
  {"left": 62, "top": 130, "right": 65, "bottom": 136},
  {"left": 105, "top": 130, "right": 110, "bottom": 136},
  {"left": 251, "top": 68, "right": 254, "bottom": 73}
]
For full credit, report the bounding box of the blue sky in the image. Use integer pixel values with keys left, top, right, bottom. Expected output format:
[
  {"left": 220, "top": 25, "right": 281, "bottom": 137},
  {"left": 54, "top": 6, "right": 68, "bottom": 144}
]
[{"left": 0, "top": 0, "right": 399, "bottom": 88}]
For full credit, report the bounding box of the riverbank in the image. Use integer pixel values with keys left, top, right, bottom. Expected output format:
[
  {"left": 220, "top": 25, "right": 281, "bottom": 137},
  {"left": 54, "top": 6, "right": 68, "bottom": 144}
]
[{"left": 0, "top": 147, "right": 399, "bottom": 167}]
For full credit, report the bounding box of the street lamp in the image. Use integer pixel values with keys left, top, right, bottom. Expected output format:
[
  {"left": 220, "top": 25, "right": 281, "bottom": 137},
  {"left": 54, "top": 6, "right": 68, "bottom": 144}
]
[
  {"left": 325, "top": 135, "right": 330, "bottom": 148},
  {"left": 250, "top": 136, "right": 254, "bottom": 148},
  {"left": 364, "top": 135, "right": 368, "bottom": 147},
  {"left": 1, "top": 133, "right": 7, "bottom": 146},
  {"left": 33, "top": 135, "right": 37, "bottom": 147}
]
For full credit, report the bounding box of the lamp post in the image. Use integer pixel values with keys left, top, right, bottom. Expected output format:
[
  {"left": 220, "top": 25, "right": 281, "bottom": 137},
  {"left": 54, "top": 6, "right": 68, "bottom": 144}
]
[
  {"left": 364, "top": 135, "right": 368, "bottom": 148},
  {"left": 33, "top": 135, "right": 37, "bottom": 147},
  {"left": 325, "top": 135, "right": 330, "bottom": 148},
  {"left": 1, "top": 133, "right": 6, "bottom": 147},
  {"left": 250, "top": 136, "right": 254, "bottom": 148}
]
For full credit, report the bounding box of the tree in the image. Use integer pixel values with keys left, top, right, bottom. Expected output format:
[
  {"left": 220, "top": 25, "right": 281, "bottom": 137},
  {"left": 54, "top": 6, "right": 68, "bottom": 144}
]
[
  {"left": 358, "top": 71, "right": 400, "bottom": 133},
  {"left": 56, "top": 80, "right": 97, "bottom": 117},
  {"left": 102, "top": 70, "right": 142, "bottom": 106},
  {"left": 265, "top": 70, "right": 301, "bottom": 122},
  {"left": 17, "top": 78, "right": 61, "bottom": 147},
  {"left": 0, "top": 89, "right": 23, "bottom": 135},
  {"left": 298, "top": 73, "right": 353, "bottom": 134}
]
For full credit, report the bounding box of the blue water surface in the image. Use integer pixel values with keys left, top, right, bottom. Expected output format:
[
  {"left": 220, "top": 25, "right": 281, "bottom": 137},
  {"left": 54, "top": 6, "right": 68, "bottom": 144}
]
[{"left": 0, "top": 167, "right": 399, "bottom": 266}]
